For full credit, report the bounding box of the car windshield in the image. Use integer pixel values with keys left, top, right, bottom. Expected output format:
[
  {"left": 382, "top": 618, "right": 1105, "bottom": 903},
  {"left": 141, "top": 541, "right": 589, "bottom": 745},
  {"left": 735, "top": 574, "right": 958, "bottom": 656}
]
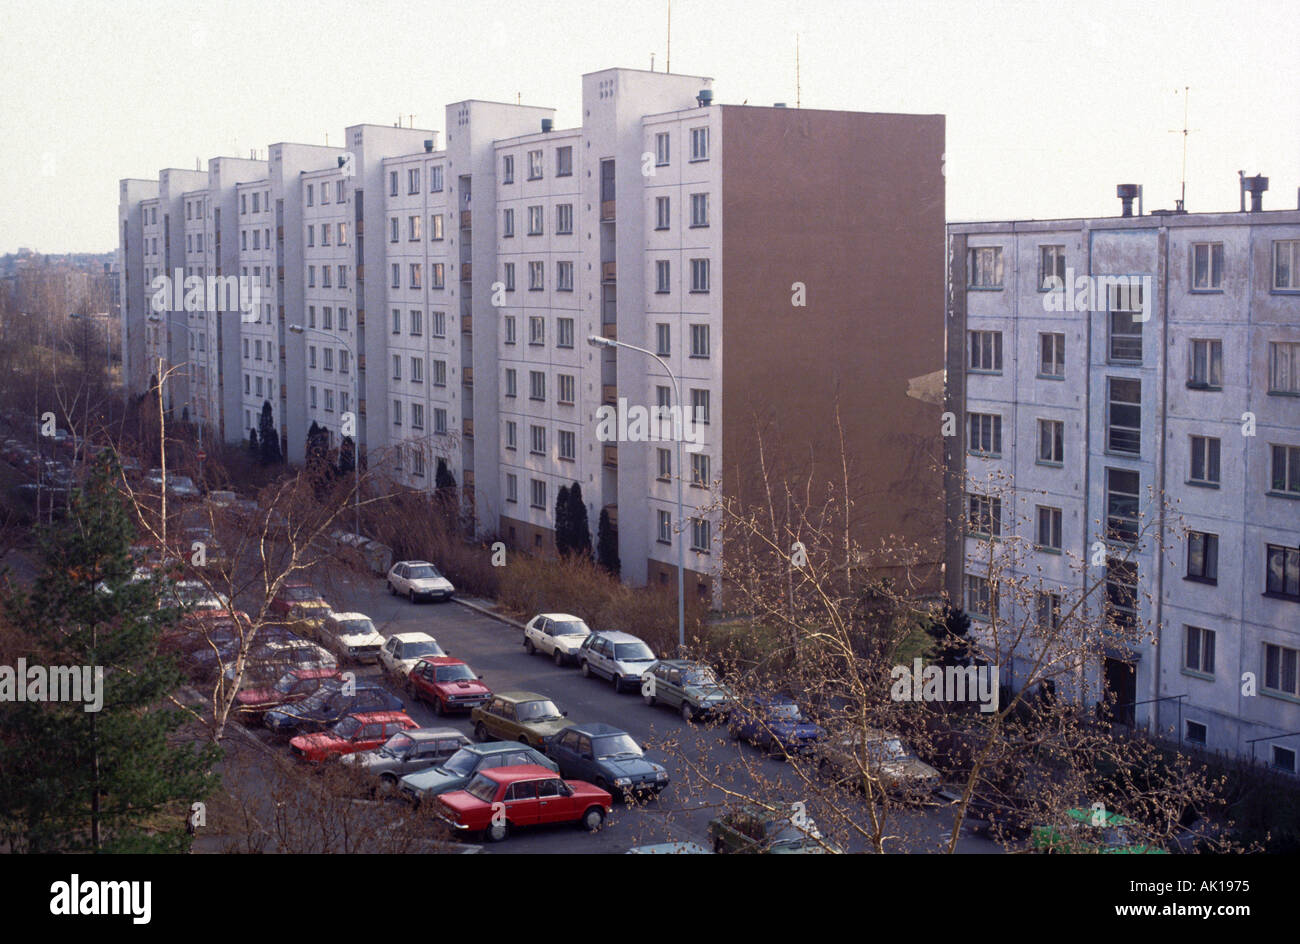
[
  {"left": 408, "top": 565, "right": 441, "bottom": 580},
  {"left": 272, "top": 673, "right": 301, "bottom": 694},
  {"left": 285, "top": 586, "right": 317, "bottom": 601},
  {"left": 333, "top": 716, "right": 362, "bottom": 739},
  {"left": 381, "top": 733, "right": 414, "bottom": 755},
  {"left": 295, "top": 683, "right": 340, "bottom": 710},
  {"left": 614, "top": 642, "right": 655, "bottom": 661},
  {"left": 464, "top": 774, "right": 497, "bottom": 803},
  {"left": 517, "top": 700, "right": 563, "bottom": 722},
  {"left": 338, "top": 619, "right": 375, "bottom": 635},
  {"left": 765, "top": 702, "right": 803, "bottom": 721},
  {"left": 682, "top": 667, "right": 718, "bottom": 686},
  {"left": 593, "top": 734, "right": 642, "bottom": 759},
  {"left": 403, "top": 639, "right": 444, "bottom": 658},
  {"left": 435, "top": 664, "right": 476, "bottom": 683},
  {"left": 865, "top": 738, "right": 908, "bottom": 762},
  {"left": 550, "top": 620, "right": 590, "bottom": 637},
  {"left": 442, "top": 749, "right": 479, "bottom": 777}
]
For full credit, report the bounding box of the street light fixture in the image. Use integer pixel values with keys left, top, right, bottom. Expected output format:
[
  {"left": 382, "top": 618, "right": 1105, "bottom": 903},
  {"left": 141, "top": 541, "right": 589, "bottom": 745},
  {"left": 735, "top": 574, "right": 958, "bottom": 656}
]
[
  {"left": 289, "top": 324, "right": 360, "bottom": 538},
  {"left": 587, "top": 334, "right": 686, "bottom": 655}
]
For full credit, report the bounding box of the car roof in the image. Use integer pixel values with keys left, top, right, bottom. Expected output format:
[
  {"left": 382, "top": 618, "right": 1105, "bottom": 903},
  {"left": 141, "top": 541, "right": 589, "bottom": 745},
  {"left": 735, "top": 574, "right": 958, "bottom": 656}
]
[
  {"left": 495, "top": 691, "right": 550, "bottom": 703},
  {"left": 405, "top": 727, "right": 469, "bottom": 741},
  {"left": 344, "top": 711, "right": 411, "bottom": 724},
  {"left": 396, "top": 560, "right": 433, "bottom": 567},
  {"left": 282, "top": 579, "right": 314, "bottom": 589},
  {"left": 329, "top": 612, "right": 371, "bottom": 621},
  {"left": 655, "top": 659, "right": 704, "bottom": 669},
  {"left": 291, "top": 667, "right": 340, "bottom": 680},
  {"left": 416, "top": 656, "right": 465, "bottom": 667},
  {"left": 392, "top": 631, "right": 437, "bottom": 643},
  {"left": 483, "top": 764, "right": 563, "bottom": 784},
  {"left": 537, "top": 612, "right": 583, "bottom": 621},
  {"left": 561, "top": 722, "right": 627, "bottom": 738},
  {"left": 591, "top": 630, "right": 645, "bottom": 643},
  {"left": 470, "top": 741, "right": 542, "bottom": 756}
]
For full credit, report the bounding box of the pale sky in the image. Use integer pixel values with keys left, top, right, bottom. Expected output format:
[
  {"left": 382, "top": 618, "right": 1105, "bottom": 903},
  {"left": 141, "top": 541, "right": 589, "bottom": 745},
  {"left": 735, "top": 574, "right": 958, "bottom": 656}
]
[{"left": 1, "top": 0, "right": 1296, "bottom": 254}]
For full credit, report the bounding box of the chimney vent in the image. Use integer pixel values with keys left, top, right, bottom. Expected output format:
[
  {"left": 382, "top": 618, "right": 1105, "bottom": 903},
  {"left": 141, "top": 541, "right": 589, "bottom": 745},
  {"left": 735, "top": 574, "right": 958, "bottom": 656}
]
[
  {"left": 1243, "top": 174, "right": 1269, "bottom": 212},
  {"left": 1117, "top": 184, "right": 1141, "bottom": 217},
  {"left": 541, "top": 118, "right": 554, "bottom": 133},
  {"left": 697, "top": 89, "right": 713, "bottom": 107},
  {"left": 424, "top": 139, "right": 434, "bottom": 152}
]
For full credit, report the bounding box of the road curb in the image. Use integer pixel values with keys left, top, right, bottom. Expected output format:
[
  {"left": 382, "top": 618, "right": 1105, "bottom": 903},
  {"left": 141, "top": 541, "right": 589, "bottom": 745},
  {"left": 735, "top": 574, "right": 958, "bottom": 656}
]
[{"left": 452, "top": 596, "right": 526, "bottom": 631}]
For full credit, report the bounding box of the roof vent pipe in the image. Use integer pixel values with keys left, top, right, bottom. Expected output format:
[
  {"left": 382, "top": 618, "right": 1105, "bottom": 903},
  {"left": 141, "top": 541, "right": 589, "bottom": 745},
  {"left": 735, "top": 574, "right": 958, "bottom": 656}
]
[
  {"left": 541, "top": 118, "right": 553, "bottom": 133},
  {"left": 424, "top": 139, "right": 434, "bottom": 152},
  {"left": 697, "top": 89, "right": 713, "bottom": 107},
  {"left": 1117, "top": 184, "right": 1140, "bottom": 217},
  {"left": 1243, "top": 174, "right": 1268, "bottom": 212}
]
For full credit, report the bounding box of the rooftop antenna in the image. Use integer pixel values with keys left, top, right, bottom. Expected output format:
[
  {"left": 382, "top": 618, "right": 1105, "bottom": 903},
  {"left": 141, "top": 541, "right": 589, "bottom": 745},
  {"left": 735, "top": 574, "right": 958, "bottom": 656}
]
[
  {"left": 666, "top": 0, "right": 671, "bottom": 72},
  {"left": 1168, "top": 86, "right": 1198, "bottom": 211},
  {"left": 796, "top": 33, "right": 801, "bottom": 108},
  {"left": 650, "top": 52, "right": 655, "bottom": 72},
  {"left": 325, "top": 132, "right": 329, "bottom": 146},
  {"left": 408, "top": 114, "right": 416, "bottom": 128}
]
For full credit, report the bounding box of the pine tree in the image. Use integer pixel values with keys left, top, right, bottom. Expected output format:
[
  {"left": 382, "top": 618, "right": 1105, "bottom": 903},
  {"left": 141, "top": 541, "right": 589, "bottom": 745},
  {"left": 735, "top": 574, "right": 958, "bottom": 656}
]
[
  {"left": 338, "top": 435, "right": 355, "bottom": 475},
  {"left": 247, "top": 426, "right": 259, "bottom": 456},
  {"left": 0, "top": 454, "right": 220, "bottom": 853},
  {"left": 554, "top": 484, "right": 571, "bottom": 556},
  {"left": 566, "top": 483, "right": 592, "bottom": 557},
  {"left": 925, "top": 603, "right": 974, "bottom": 667},
  {"left": 258, "top": 401, "right": 281, "bottom": 465},
  {"left": 596, "top": 508, "right": 620, "bottom": 575}
]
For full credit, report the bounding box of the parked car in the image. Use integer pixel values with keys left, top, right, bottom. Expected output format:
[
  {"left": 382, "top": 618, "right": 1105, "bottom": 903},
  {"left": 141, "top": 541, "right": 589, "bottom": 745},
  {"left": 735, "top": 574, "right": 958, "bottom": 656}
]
[
  {"left": 269, "top": 580, "right": 332, "bottom": 628},
  {"left": 341, "top": 727, "right": 473, "bottom": 789},
  {"left": 264, "top": 678, "right": 404, "bottom": 736},
  {"left": 470, "top": 691, "right": 569, "bottom": 749},
  {"left": 315, "top": 611, "right": 385, "bottom": 664},
  {"left": 386, "top": 560, "right": 455, "bottom": 602},
  {"left": 642, "top": 659, "right": 733, "bottom": 723},
  {"left": 144, "top": 469, "right": 200, "bottom": 498},
  {"left": 546, "top": 722, "right": 669, "bottom": 800},
  {"left": 378, "top": 631, "right": 447, "bottom": 680},
  {"left": 435, "top": 765, "right": 612, "bottom": 842},
  {"left": 625, "top": 842, "right": 713, "bottom": 855},
  {"left": 398, "top": 741, "right": 558, "bottom": 804},
  {"left": 816, "top": 728, "right": 940, "bottom": 795},
  {"left": 1030, "top": 807, "right": 1169, "bottom": 854},
  {"left": 182, "top": 527, "right": 228, "bottom": 571},
  {"left": 222, "top": 638, "right": 337, "bottom": 687},
  {"left": 728, "top": 694, "right": 826, "bottom": 758},
  {"left": 234, "top": 667, "right": 342, "bottom": 721},
  {"left": 708, "top": 805, "right": 840, "bottom": 854},
  {"left": 578, "top": 631, "right": 657, "bottom": 692},
  {"left": 407, "top": 656, "right": 492, "bottom": 715},
  {"left": 522, "top": 613, "right": 592, "bottom": 666},
  {"left": 290, "top": 711, "right": 419, "bottom": 763}
]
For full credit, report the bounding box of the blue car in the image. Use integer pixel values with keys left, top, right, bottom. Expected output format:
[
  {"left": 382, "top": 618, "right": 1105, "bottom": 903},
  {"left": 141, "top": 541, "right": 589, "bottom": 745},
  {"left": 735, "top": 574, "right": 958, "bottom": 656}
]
[
  {"left": 546, "top": 722, "right": 669, "bottom": 800},
  {"left": 264, "top": 679, "right": 404, "bottom": 736},
  {"left": 727, "top": 695, "right": 824, "bottom": 758}
]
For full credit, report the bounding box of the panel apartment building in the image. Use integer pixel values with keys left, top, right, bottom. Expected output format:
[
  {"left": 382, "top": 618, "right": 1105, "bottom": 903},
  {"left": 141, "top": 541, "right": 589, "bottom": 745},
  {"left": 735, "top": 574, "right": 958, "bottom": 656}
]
[
  {"left": 947, "top": 180, "right": 1300, "bottom": 769},
  {"left": 119, "top": 67, "right": 946, "bottom": 598}
]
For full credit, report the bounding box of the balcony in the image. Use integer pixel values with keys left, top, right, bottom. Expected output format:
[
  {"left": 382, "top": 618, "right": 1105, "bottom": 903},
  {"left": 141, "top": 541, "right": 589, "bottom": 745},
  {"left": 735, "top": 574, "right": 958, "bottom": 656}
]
[
  {"left": 357, "top": 355, "right": 366, "bottom": 371},
  {"left": 463, "top": 367, "right": 474, "bottom": 386},
  {"left": 463, "top": 418, "right": 475, "bottom": 438},
  {"left": 462, "top": 315, "right": 472, "bottom": 333},
  {"left": 356, "top": 264, "right": 364, "bottom": 281},
  {"left": 601, "top": 261, "right": 617, "bottom": 282},
  {"left": 600, "top": 200, "right": 615, "bottom": 222},
  {"left": 359, "top": 398, "right": 366, "bottom": 416},
  {"left": 463, "top": 468, "right": 475, "bottom": 488},
  {"left": 601, "top": 322, "right": 616, "bottom": 341},
  {"left": 601, "top": 384, "right": 617, "bottom": 405},
  {"left": 603, "top": 504, "right": 618, "bottom": 528},
  {"left": 602, "top": 444, "right": 618, "bottom": 468},
  {"left": 460, "top": 262, "right": 472, "bottom": 281},
  {"left": 460, "top": 210, "right": 472, "bottom": 229}
]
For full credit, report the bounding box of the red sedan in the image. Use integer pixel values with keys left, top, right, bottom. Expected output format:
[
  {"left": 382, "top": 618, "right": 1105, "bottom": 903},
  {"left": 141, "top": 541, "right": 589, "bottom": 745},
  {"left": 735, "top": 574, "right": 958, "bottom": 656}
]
[
  {"left": 408, "top": 657, "right": 492, "bottom": 715},
  {"left": 236, "top": 667, "right": 341, "bottom": 720},
  {"left": 290, "top": 711, "right": 418, "bottom": 763},
  {"left": 270, "top": 581, "right": 329, "bottom": 618},
  {"left": 436, "top": 764, "right": 612, "bottom": 841}
]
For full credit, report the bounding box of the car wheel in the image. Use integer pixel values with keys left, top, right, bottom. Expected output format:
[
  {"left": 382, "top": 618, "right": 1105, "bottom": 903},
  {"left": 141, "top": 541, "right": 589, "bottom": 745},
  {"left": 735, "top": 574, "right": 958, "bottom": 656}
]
[
  {"left": 713, "top": 837, "right": 727, "bottom": 854},
  {"left": 486, "top": 820, "right": 509, "bottom": 842},
  {"left": 517, "top": 735, "right": 531, "bottom": 748},
  {"left": 387, "top": 581, "right": 395, "bottom": 595},
  {"left": 474, "top": 722, "right": 490, "bottom": 742},
  {"left": 581, "top": 806, "right": 606, "bottom": 832},
  {"left": 524, "top": 639, "right": 535, "bottom": 655},
  {"left": 643, "top": 691, "right": 657, "bottom": 707},
  {"left": 612, "top": 674, "right": 622, "bottom": 692},
  {"left": 681, "top": 702, "right": 695, "bottom": 724},
  {"left": 581, "top": 661, "right": 592, "bottom": 678},
  {"left": 409, "top": 589, "right": 417, "bottom": 604},
  {"left": 432, "top": 697, "right": 444, "bottom": 716},
  {"left": 379, "top": 774, "right": 397, "bottom": 794},
  {"left": 768, "top": 738, "right": 787, "bottom": 760},
  {"left": 595, "top": 777, "right": 611, "bottom": 794},
  {"left": 553, "top": 650, "right": 565, "bottom": 667}
]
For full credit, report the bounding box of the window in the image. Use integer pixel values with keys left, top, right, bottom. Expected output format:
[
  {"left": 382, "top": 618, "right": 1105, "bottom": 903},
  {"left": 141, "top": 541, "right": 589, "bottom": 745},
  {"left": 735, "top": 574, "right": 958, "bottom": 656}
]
[
  {"left": 336, "top": 180, "right": 344, "bottom": 203},
  {"left": 655, "top": 196, "right": 670, "bottom": 230},
  {"left": 392, "top": 400, "right": 402, "bottom": 426},
  {"left": 1273, "top": 746, "right": 1296, "bottom": 772},
  {"left": 558, "top": 374, "right": 575, "bottom": 405},
  {"left": 657, "top": 510, "right": 672, "bottom": 544},
  {"left": 530, "top": 425, "right": 546, "bottom": 455},
  {"left": 409, "top": 215, "right": 421, "bottom": 241},
  {"left": 690, "top": 192, "right": 709, "bottom": 227},
  {"left": 310, "top": 386, "right": 317, "bottom": 409},
  {"left": 968, "top": 247, "right": 1003, "bottom": 288},
  {"left": 690, "top": 324, "right": 710, "bottom": 358},
  {"left": 521, "top": 315, "right": 543, "bottom": 347},
  {"left": 308, "top": 225, "right": 315, "bottom": 247},
  {"left": 527, "top": 205, "right": 543, "bottom": 236},
  {"left": 689, "top": 126, "right": 709, "bottom": 161},
  {"left": 411, "top": 404, "right": 424, "bottom": 430},
  {"left": 1036, "top": 592, "right": 1061, "bottom": 631},
  {"left": 430, "top": 213, "right": 444, "bottom": 240},
  {"left": 408, "top": 264, "right": 421, "bottom": 290},
  {"left": 556, "top": 318, "right": 574, "bottom": 348},
  {"left": 691, "top": 452, "right": 710, "bottom": 488},
  {"left": 389, "top": 171, "right": 398, "bottom": 196},
  {"left": 527, "top": 149, "right": 543, "bottom": 180},
  {"left": 1185, "top": 625, "right": 1216, "bottom": 675},
  {"left": 1188, "top": 339, "right": 1223, "bottom": 388},
  {"left": 411, "top": 448, "right": 426, "bottom": 477},
  {"left": 1266, "top": 544, "right": 1300, "bottom": 598},
  {"left": 555, "top": 145, "right": 573, "bottom": 177},
  {"left": 1269, "top": 342, "right": 1300, "bottom": 394},
  {"left": 530, "top": 479, "right": 546, "bottom": 509},
  {"left": 389, "top": 217, "right": 399, "bottom": 243},
  {"left": 1108, "top": 292, "right": 1144, "bottom": 362},
  {"left": 1186, "top": 720, "right": 1208, "bottom": 745},
  {"left": 1106, "top": 468, "right": 1140, "bottom": 545},
  {"left": 529, "top": 261, "right": 544, "bottom": 290},
  {"left": 411, "top": 357, "right": 424, "bottom": 383},
  {"left": 391, "top": 308, "right": 401, "bottom": 334},
  {"left": 657, "top": 448, "right": 671, "bottom": 481},
  {"left": 1105, "top": 558, "right": 1138, "bottom": 631},
  {"left": 968, "top": 413, "right": 1002, "bottom": 455},
  {"left": 1190, "top": 435, "right": 1221, "bottom": 485},
  {"left": 1040, "top": 332, "right": 1065, "bottom": 378},
  {"left": 691, "top": 517, "right": 711, "bottom": 552},
  {"left": 965, "top": 575, "right": 996, "bottom": 620},
  {"left": 505, "top": 473, "right": 518, "bottom": 502},
  {"left": 503, "top": 315, "right": 516, "bottom": 345},
  {"left": 504, "top": 368, "right": 517, "bottom": 398},
  {"left": 556, "top": 203, "right": 573, "bottom": 235},
  {"left": 1186, "top": 531, "right": 1219, "bottom": 583},
  {"left": 656, "top": 260, "right": 671, "bottom": 294},
  {"left": 392, "top": 354, "right": 401, "bottom": 380},
  {"left": 967, "top": 493, "right": 1002, "bottom": 538},
  {"left": 969, "top": 330, "right": 1002, "bottom": 372},
  {"left": 502, "top": 208, "right": 515, "bottom": 238},
  {"left": 655, "top": 323, "right": 671, "bottom": 356},
  {"left": 690, "top": 258, "right": 710, "bottom": 293},
  {"left": 338, "top": 222, "right": 347, "bottom": 245},
  {"left": 1107, "top": 377, "right": 1142, "bottom": 455},
  {"left": 557, "top": 261, "right": 574, "bottom": 292},
  {"left": 430, "top": 165, "right": 443, "bottom": 192},
  {"left": 338, "top": 265, "right": 348, "bottom": 288},
  {"left": 1036, "top": 506, "right": 1062, "bottom": 550},
  {"left": 390, "top": 264, "right": 400, "bottom": 289},
  {"left": 502, "top": 155, "right": 514, "bottom": 184},
  {"left": 431, "top": 310, "right": 444, "bottom": 337},
  {"left": 407, "top": 169, "right": 421, "bottom": 195},
  {"left": 505, "top": 421, "right": 517, "bottom": 450},
  {"left": 340, "top": 350, "right": 349, "bottom": 374},
  {"left": 690, "top": 388, "right": 710, "bottom": 425},
  {"left": 433, "top": 360, "right": 446, "bottom": 386},
  {"left": 322, "top": 266, "right": 332, "bottom": 288},
  {"left": 558, "top": 429, "right": 576, "bottom": 460},
  {"left": 1272, "top": 444, "right": 1300, "bottom": 495},
  {"left": 529, "top": 370, "right": 546, "bottom": 401},
  {"left": 1037, "top": 419, "right": 1063, "bottom": 464},
  {"left": 1264, "top": 643, "right": 1300, "bottom": 697},
  {"left": 1272, "top": 240, "right": 1300, "bottom": 290},
  {"left": 503, "top": 262, "right": 515, "bottom": 292},
  {"left": 655, "top": 132, "right": 670, "bottom": 166},
  {"left": 1191, "top": 242, "right": 1224, "bottom": 290},
  {"left": 1040, "top": 245, "right": 1066, "bottom": 290},
  {"left": 323, "top": 348, "right": 334, "bottom": 371},
  {"left": 409, "top": 310, "right": 423, "bottom": 337},
  {"left": 431, "top": 264, "right": 444, "bottom": 289}
]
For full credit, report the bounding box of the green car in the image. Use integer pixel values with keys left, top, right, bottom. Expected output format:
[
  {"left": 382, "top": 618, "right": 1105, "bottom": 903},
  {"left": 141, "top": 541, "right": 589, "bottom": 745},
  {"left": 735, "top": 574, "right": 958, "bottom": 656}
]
[
  {"left": 1030, "top": 807, "right": 1169, "bottom": 854},
  {"left": 641, "top": 659, "right": 733, "bottom": 723},
  {"left": 470, "top": 691, "right": 569, "bottom": 749},
  {"left": 708, "top": 805, "right": 840, "bottom": 854}
]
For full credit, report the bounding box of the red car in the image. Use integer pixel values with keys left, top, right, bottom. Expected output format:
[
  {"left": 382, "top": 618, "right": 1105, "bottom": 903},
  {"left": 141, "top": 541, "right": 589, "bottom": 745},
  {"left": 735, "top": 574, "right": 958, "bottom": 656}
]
[
  {"left": 436, "top": 764, "right": 613, "bottom": 841},
  {"left": 236, "top": 667, "right": 341, "bottom": 720},
  {"left": 290, "top": 711, "right": 418, "bottom": 763},
  {"left": 270, "top": 581, "right": 329, "bottom": 619},
  {"left": 408, "top": 657, "right": 492, "bottom": 715}
]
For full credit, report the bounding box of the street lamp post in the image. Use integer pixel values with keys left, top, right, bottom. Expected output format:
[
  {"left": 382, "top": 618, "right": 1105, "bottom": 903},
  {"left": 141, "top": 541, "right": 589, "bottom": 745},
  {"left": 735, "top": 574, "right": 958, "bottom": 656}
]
[
  {"left": 147, "top": 311, "right": 205, "bottom": 485},
  {"left": 290, "top": 324, "right": 360, "bottom": 539},
  {"left": 587, "top": 334, "right": 686, "bottom": 655}
]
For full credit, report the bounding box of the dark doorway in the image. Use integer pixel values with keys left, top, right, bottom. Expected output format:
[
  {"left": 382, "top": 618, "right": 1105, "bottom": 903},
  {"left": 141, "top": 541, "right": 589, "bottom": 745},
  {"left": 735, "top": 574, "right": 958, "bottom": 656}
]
[{"left": 1103, "top": 657, "right": 1137, "bottom": 727}]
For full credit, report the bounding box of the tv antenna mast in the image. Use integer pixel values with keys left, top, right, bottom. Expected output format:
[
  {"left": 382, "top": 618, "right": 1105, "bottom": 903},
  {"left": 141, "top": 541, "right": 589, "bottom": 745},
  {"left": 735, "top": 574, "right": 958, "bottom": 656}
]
[
  {"left": 796, "top": 33, "right": 801, "bottom": 108},
  {"left": 1169, "top": 86, "right": 1198, "bottom": 211}
]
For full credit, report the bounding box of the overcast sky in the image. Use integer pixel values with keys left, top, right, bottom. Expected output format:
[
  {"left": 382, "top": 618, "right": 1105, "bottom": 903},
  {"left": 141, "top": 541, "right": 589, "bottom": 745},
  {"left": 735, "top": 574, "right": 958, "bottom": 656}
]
[{"left": 1, "top": 0, "right": 1296, "bottom": 254}]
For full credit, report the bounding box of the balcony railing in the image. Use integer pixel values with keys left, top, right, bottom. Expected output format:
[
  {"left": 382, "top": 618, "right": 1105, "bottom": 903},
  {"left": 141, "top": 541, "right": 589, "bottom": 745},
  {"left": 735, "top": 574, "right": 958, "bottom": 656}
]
[
  {"left": 601, "top": 322, "right": 616, "bottom": 341},
  {"left": 463, "top": 367, "right": 474, "bottom": 386},
  {"left": 601, "top": 261, "right": 617, "bottom": 282},
  {"left": 600, "top": 200, "right": 615, "bottom": 222},
  {"left": 462, "top": 315, "right": 472, "bottom": 333},
  {"left": 460, "top": 262, "right": 472, "bottom": 280},
  {"left": 463, "top": 418, "right": 475, "bottom": 438},
  {"left": 602, "top": 444, "right": 618, "bottom": 468},
  {"left": 460, "top": 210, "right": 472, "bottom": 229},
  {"left": 601, "top": 384, "right": 617, "bottom": 405}
]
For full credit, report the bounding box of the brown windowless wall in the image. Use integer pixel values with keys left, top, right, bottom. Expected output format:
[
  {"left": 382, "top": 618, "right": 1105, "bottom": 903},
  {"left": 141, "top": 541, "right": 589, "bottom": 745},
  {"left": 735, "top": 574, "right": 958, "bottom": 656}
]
[{"left": 719, "top": 106, "right": 946, "bottom": 591}]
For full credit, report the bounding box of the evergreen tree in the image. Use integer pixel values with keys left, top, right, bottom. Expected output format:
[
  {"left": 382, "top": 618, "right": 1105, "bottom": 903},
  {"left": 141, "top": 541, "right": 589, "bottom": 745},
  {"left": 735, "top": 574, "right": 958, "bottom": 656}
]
[
  {"left": 554, "top": 484, "right": 571, "bottom": 556},
  {"left": 247, "top": 426, "right": 259, "bottom": 456},
  {"left": 596, "top": 508, "right": 620, "bottom": 576},
  {"left": 925, "top": 603, "right": 974, "bottom": 667},
  {"left": 0, "top": 455, "right": 220, "bottom": 853},
  {"left": 566, "top": 483, "right": 592, "bottom": 557},
  {"left": 338, "top": 435, "right": 355, "bottom": 476},
  {"left": 258, "top": 401, "right": 281, "bottom": 465}
]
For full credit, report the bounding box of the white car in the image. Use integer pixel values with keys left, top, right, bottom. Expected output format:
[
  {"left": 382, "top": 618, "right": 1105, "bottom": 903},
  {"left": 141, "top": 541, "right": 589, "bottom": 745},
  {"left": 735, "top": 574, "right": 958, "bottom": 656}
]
[
  {"left": 379, "top": 631, "right": 447, "bottom": 679},
  {"left": 222, "top": 639, "right": 337, "bottom": 686},
  {"left": 386, "top": 560, "right": 455, "bottom": 603},
  {"left": 523, "top": 613, "right": 593, "bottom": 666},
  {"left": 319, "top": 611, "right": 386, "bottom": 664},
  {"left": 143, "top": 469, "right": 200, "bottom": 499},
  {"left": 578, "top": 631, "right": 658, "bottom": 692}
]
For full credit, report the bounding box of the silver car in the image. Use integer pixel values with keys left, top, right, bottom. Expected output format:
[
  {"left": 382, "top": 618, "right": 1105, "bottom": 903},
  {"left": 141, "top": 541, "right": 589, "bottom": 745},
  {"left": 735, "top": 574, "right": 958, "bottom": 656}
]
[
  {"left": 578, "top": 631, "right": 657, "bottom": 692},
  {"left": 341, "top": 727, "right": 473, "bottom": 790},
  {"left": 387, "top": 560, "right": 455, "bottom": 602}
]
